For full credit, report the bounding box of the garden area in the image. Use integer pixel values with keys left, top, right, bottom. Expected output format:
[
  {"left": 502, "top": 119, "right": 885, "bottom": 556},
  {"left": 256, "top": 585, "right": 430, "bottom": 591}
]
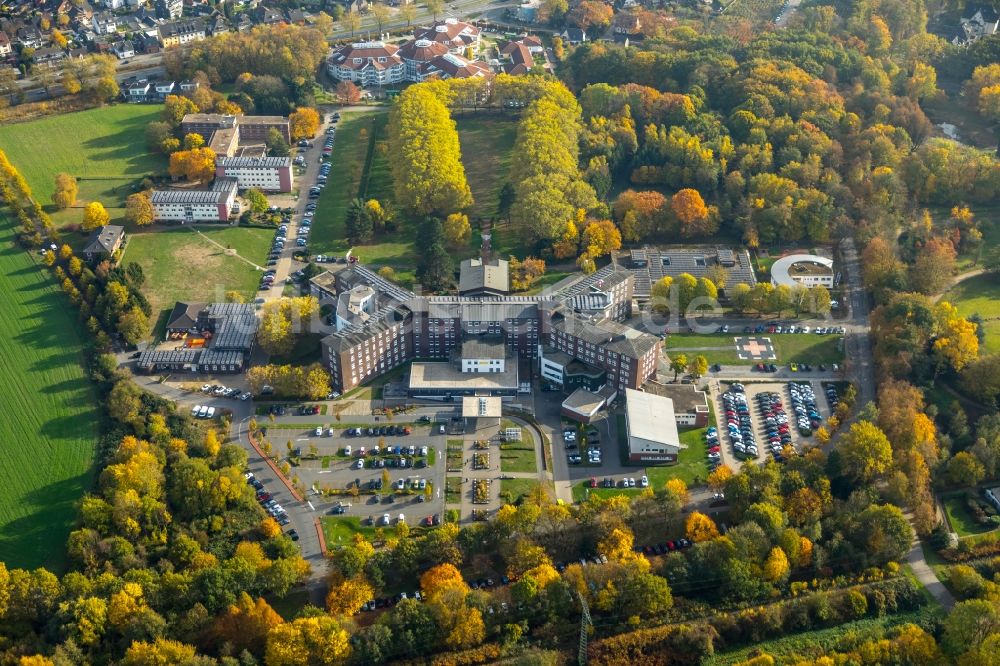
[
  {"left": 499, "top": 420, "right": 538, "bottom": 474},
  {"left": 942, "top": 490, "right": 1000, "bottom": 538}
]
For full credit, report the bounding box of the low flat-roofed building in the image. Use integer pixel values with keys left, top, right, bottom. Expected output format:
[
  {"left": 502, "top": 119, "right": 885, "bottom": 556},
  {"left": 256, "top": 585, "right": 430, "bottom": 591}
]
[
  {"left": 462, "top": 395, "right": 502, "bottom": 431},
  {"left": 309, "top": 270, "right": 338, "bottom": 301},
  {"left": 561, "top": 385, "right": 617, "bottom": 424},
  {"left": 625, "top": 246, "right": 757, "bottom": 301},
  {"left": 460, "top": 336, "right": 507, "bottom": 373},
  {"left": 459, "top": 257, "right": 510, "bottom": 297},
  {"left": 642, "top": 382, "right": 710, "bottom": 427},
  {"left": 770, "top": 253, "right": 835, "bottom": 289},
  {"left": 136, "top": 301, "right": 257, "bottom": 374},
  {"left": 624, "top": 388, "right": 684, "bottom": 463},
  {"left": 409, "top": 360, "right": 519, "bottom": 397}
]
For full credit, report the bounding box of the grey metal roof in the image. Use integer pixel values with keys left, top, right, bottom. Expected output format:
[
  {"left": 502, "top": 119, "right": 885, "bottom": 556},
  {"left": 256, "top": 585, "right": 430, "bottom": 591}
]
[
  {"left": 199, "top": 349, "right": 246, "bottom": 366},
  {"left": 210, "top": 313, "right": 257, "bottom": 351},
  {"left": 151, "top": 189, "right": 231, "bottom": 204},
  {"left": 459, "top": 258, "right": 509, "bottom": 294},
  {"left": 137, "top": 349, "right": 201, "bottom": 367},
  {"left": 216, "top": 156, "right": 293, "bottom": 168}
]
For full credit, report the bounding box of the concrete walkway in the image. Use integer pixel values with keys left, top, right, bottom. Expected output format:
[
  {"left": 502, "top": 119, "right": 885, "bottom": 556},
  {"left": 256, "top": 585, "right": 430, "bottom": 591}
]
[{"left": 904, "top": 530, "right": 955, "bottom": 610}]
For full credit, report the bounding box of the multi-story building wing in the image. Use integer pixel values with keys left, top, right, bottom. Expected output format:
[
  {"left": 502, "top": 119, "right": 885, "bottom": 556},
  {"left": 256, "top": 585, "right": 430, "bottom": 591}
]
[
  {"left": 215, "top": 156, "right": 293, "bottom": 192},
  {"left": 326, "top": 41, "right": 405, "bottom": 87},
  {"left": 319, "top": 263, "right": 660, "bottom": 393},
  {"left": 150, "top": 178, "right": 238, "bottom": 223}
]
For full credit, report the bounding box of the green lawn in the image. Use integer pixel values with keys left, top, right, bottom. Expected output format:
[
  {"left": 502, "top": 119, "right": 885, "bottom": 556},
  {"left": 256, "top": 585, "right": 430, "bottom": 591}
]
[
  {"left": 0, "top": 104, "right": 164, "bottom": 232},
  {"left": 321, "top": 516, "right": 379, "bottom": 547},
  {"left": 121, "top": 225, "right": 273, "bottom": 335},
  {"left": 310, "top": 112, "right": 523, "bottom": 287},
  {"left": 446, "top": 476, "right": 461, "bottom": 503},
  {"left": 0, "top": 218, "right": 99, "bottom": 570},
  {"left": 665, "top": 332, "right": 843, "bottom": 366},
  {"left": 500, "top": 420, "right": 537, "bottom": 474},
  {"left": 455, "top": 116, "right": 518, "bottom": 224},
  {"left": 942, "top": 492, "right": 999, "bottom": 538},
  {"left": 943, "top": 273, "right": 1000, "bottom": 354},
  {"left": 499, "top": 478, "right": 542, "bottom": 505},
  {"left": 646, "top": 425, "right": 712, "bottom": 489}
]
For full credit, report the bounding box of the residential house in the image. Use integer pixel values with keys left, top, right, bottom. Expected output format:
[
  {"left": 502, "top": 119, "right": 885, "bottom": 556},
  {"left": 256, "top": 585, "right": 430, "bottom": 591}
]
[
  {"left": 91, "top": 12, "right": 119, "bottom": 35},
  {"left": 397, "top": 37, "right": 449, "bottom": 80},
  {"left": 100, "top": 0, "right": 125, "bottom": 10},
  {"left": 153, "top": 79, "right": 175, "bottom": 98},
  {"left": 207, "top": 14, "right": 229, "bottom": 36},
  {"left": 253, "top": 5, "right": 285, "bottom": 25},
  {"left": 111, "top": 39, "right": 134, "bottom": 59},
  {"left": 413, "top": 18, "right": 481, "bottom": 54},
  {"left": 155, "top": 0, "right": 182, "bottom": 19},
  {"left": 284, "top": 7, "right": 307, "bottom": 24},
  {"left": 612, "top": 11, "right": 641, "bottom": 35},
  {"left": 136, "top": 33, "right": 160, "bottom": 54},
  {"left": 159, "top": 20, "right": 206, "bottom": 47},
  {"left": 16, "top": 25, "right": 44, "bottom": 48},
  {"left": 82, "top": 225, "right": 126, "bottom": 262},
  {"left": 178, "top": 79, "right": 199, "bottom": 93},
  {"left": 499, "top": 39, "right": 534, "bottom": 75},
  {"left": 561, "top": 27, "right": 587, "bottom": 44},
  {"left": 33, "top": 46, "right": 68, "bottom": 67},
  {"left": 952, "top": 4, "right": 1000, "bottom": 44},
  {"left": 518, "top": 34, "right": 544, "bottom": 53},
  {"left": 0, "top": 31, "right": 12, "bottom": 58},
  {"left": 122, "top": 76, "right": 152, "bottom": 102},
  {"left": 326, "top": 41, "right": 406, "bottom": 87}
]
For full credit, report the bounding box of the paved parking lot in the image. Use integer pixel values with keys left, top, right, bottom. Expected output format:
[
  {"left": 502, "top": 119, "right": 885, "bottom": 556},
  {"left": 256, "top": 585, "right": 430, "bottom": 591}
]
[{"left": 263, "top": 424, "right": 449, "bottom": 529}]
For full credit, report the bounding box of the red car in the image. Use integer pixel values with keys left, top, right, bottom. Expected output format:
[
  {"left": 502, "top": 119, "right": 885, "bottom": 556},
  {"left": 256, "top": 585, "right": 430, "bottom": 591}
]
[{"left": 590, "top": 477, "right": 598, "bottom": 488}]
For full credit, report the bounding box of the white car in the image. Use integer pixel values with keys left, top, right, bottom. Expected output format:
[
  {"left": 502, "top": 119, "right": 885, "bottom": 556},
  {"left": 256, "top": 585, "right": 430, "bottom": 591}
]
[
  {"left": 200, "top": 384, "right": 212, "bottom": 392},
  {"left": 191, "top": 405, "right": 202, "bottom": 417},
  {"left": 314, "top": 427, "right": 323, "bottom": 436},
  {"left": 355, "top": 459, "right": 364, "bottom": 469},
  {"left": 640, "top": 475, "right": 649, "bottom": 488},
  {"left": 205, "top": 407, "right": 216, "bottom": 418},
  {"left": 197, "top": 405, "right": 209, "bottom": 418},
  {"left": 213, "top": 386, "right": 227, "bottom": 396},
  {"left": 397, "top": 514, "right": 406, "bottom": 524},
  {"left": 419, "top": 446, "right": 428, "bottom": 456},
  {"left": 382, "top": 513, "right": 391, "bottom": 525}
]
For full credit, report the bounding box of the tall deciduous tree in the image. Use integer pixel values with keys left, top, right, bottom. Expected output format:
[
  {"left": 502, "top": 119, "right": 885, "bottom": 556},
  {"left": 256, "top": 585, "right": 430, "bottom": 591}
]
[
  {"left": 125, "top": 191, "right": 154, "bottom": 226},
  {"left": 82, "top": 201, "right": 110, "bottom": 231},
  {"left": 389, "top": 85, "right": 472, "bottom": 216},
  {"left": 289, "top": 108, "right": 320, "bottom": 141},
  {"left": 52, "top": 173, "right": 78, "bottom": 209}
]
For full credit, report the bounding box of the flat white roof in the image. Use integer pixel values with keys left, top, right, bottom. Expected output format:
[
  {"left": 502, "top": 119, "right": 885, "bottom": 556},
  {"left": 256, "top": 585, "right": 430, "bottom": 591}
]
[
  {"left": 625, "top": 388, "right": 682, "bottom": 448},
  {"left": 770, "top": 254, "right": 834, "bottom": 288},
  {"left": 462, "top": 396, "right": 502, "bottom": 418}
]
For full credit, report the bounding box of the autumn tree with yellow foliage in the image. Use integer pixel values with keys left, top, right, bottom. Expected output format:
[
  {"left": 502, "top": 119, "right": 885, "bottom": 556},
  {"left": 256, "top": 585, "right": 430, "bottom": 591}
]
[
  {"left": 389, "top": 85, "right": 472, "bottom": 216},
  {"left": 168, "top": 147, "right": 217, "bottom": 183},
  {"left": 685, "top": 511, "right": 720, "bottom": 542}
]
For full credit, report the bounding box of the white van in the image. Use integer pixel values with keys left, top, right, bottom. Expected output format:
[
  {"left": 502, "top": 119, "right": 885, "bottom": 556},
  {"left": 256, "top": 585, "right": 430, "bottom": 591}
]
[{"left": 206, "top": 407, "right": 216, "bottom": 418}]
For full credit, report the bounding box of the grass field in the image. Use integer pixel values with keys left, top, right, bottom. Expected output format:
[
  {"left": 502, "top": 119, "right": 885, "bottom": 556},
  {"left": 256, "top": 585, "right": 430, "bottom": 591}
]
[
  {"left": 0, "top": 218, "right": 99, "bottom": 570},
  {"left": 572, "top": 482, "right": 643, "bottom": 503},
  {"left": 665, "top": 332, "right": 843, "bottom": 366},
  {"left": 0, "top": 104, "right": 164, "bottom": 232},
  {"left": 321, "top": 516, "right": 379, "bottom": 547},
  {"left": 943, "top": 273, "right": 1000, "bottom": 354},
  {"left": 122, "top": 225, "right": 273, "bottom": 335},
  {"left": 500, "top": 420, "right": 537, "bottom": 474},
  {"left": 942, "top": 492, "right": 998, "bottom": 538},
  {"left": 646, "top": 406, "right": 713, "bottom": 488},
  {"left": 310, "top": 112, "right": 521, "bottom": 287},
  {"left": 499, "top": 478, "right": 541, "bottom": 505},
  {"left": 455, "top": 116, "right": 518, "bottom": 225}
]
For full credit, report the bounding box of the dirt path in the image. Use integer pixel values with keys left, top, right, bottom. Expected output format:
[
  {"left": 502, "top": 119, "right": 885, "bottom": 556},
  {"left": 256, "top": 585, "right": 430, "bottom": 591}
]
[{"left": 933, "top": 268, "right": 987, "bottom": 303}]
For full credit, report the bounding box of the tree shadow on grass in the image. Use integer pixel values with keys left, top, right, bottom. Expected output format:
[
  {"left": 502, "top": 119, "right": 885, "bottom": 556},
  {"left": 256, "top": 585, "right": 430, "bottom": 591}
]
[{"left": 0, "top": 471, "right": 94, "bottom": 572}]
